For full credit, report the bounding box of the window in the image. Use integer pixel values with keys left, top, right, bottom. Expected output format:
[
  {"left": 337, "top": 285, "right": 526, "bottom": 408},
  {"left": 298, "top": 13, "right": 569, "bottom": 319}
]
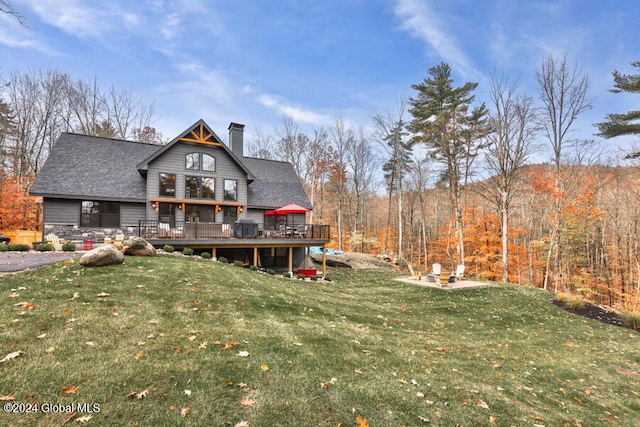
[
  {"left": 185, "top": 176, "right": 200, "bottom": 198},
  {"left": 80, "top": 201, "right": 120, "bottom": 227},
  {"left": 202, "top": 177, "right": 215, "bottom": 199},
  {"left": 185, "top": 176, "right": 215, "bottom": 199},
  {"left": 224, "top": 179, "right": 237, "bottom": 201},
  {"left": 186, "top": 153, "right": 200, "bottom": 170},
  {"left": 202, "top": 154, "right": 215, "bottom": 171},
  {"left": 185, "top": 152, "right": 215, "bottom": 172},
  {"left": 159, "top": 173, "right": 176, "bottom": 197}
]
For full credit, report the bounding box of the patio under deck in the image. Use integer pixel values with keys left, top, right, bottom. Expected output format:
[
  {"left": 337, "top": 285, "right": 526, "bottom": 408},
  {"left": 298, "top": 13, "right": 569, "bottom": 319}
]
[{"left": 138, "top": 220, "right": 331, "bottom": 275}]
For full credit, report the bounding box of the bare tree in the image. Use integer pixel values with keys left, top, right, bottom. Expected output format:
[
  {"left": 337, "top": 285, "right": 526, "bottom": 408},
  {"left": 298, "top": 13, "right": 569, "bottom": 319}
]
[
  {"left": 0, "top": 1, "right": 25, "bottom": 25},
  {"left": 482, "top": 74, "right": 537, "bottom": 283},
  {"left": 247, "top": 127, "right": 275, "bottom": 159},
  {"left": 535, "top": 54, "right": 592, "bottom": 290},
  {"left": 328, "top": 118, "right": 354, "bottom": 250},
  {"left": 346, "top": 127, "right": 378, "bottom": 252},
  {"left": 373, "top": 98, "right": 412, "bottom": 257}
]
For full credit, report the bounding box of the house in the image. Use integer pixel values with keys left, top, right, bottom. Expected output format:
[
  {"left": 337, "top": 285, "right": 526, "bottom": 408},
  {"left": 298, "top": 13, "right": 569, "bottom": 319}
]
[{"left": 30, "top": 119, "right": 330, "bottom": 274}]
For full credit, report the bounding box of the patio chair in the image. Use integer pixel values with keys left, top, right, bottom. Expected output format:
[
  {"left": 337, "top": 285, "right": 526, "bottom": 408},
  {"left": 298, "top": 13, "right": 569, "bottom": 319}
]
[
  {"left": 114, "top": 233, "right": 125, "bottom": 249},
  {"left": 425, "top": 263, "right": 441, "bottom": 282},
  {"left": 294, "top": 224, "right": 307, "bottom": 238},
  {"left": 455, "top": 264, "right": 465, "bottom": 281},
  {"left": 45, "top": 233, "right": 63, "bottom": 251}
]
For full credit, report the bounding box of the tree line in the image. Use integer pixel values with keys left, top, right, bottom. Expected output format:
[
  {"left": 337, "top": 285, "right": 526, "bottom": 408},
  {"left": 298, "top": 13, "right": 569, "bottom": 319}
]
[
  {"left": 246, "top": 55, "right": 639, "bottom": 312},
  {"left": 1, "top": 56, "right": 639, "bottom": 311}
]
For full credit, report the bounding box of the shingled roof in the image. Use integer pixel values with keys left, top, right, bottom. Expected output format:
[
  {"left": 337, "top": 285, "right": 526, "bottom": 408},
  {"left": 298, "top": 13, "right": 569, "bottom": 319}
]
[
  {"left": 242, "top": 157, "right": 312, "bottom": 210},
  {"left": 30, "top": 132, "right": 312, "bottom": 210},
  {"left": 30, "top": 133, "right": 157, "bottom": 202}
]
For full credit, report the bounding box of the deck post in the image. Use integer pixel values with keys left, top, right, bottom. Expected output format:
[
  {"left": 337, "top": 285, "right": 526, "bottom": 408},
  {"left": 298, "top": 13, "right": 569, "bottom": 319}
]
[
  {"left": 254, "top": 247, "right": 259, "bottom": 267},
  {"left": 322, "top": 245, "right": 326, "bottom": 276},
  {"left": 212, "top": 247, "right": 216, "bottom": 260},
  {"left": 288, "top": 246, "right": 293, "bottom": 276}
]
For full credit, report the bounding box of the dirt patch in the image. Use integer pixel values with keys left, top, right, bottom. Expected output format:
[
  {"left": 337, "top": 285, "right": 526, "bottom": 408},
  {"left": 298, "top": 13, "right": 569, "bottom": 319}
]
[
  {"left": 552, "top": 299, "right": 638, "bottom": 331},
  {"left": 611, "top": 364, "right": 640, "bottom": 381},
  {"left": 310, "top": 251, "right": 396, "bottom": 270}
]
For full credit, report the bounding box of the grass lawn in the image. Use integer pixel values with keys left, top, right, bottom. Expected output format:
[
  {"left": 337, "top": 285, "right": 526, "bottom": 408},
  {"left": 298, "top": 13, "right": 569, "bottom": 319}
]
[{"left": 0, "top": 255, "right": 638, "bottom": 426}]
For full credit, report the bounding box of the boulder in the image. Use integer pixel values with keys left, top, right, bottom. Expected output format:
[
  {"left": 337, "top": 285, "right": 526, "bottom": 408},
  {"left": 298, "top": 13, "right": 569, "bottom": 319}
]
[
  {"left": 79, "top": 244, "right": 125, "bottom": 267},
  {"left": 122, "top": 237, "right": 156, "bottom": 257}
]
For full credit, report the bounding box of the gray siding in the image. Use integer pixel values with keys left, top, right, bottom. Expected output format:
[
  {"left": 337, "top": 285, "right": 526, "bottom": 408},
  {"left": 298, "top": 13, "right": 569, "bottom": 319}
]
[
  {"left": 44, "top": 198, "right": 80, "bottom": 224},
  {"left": 145, "top": 142, "right": 249, "bottom": 222},
  {"left": 121, "top": 203, "right": 146, "bottom": 226}
]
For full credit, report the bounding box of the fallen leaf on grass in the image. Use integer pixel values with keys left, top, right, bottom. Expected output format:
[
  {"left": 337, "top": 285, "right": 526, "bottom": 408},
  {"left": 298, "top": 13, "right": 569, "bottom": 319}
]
[
  {"left": 241, "top": 396, "right": 256, "bottom": 407},
  {"left": 180, "top": 407, "right": 190, "bottom": 417},
  {"left": 86, "top": 342, "right": 95, "bottom": 347},
  {"left": 135, "top": 352, "right": 143, "bottom": 360},
  {"left": 127, "top": 389, "right": 148, "bottom": 399},
  {"left": 476, "top": 400, "right": 490, "bottom": 409},
  {"left": 0, "top": 350, "right": 25, "bottom": 363},
  {"left": 354, "top": 369, "right": 363, "bottom": 374},
  {"left": 62, "top": 410, "right": 77, "bottom": 424},
  {"left": 63, "top": 385, "right": 79, "bottom": 394},
  {"left": 0, "top": 395, "right": 16, "bottom": 401},
  {"left": 8, "top": 292, "right": 19, "bottom": 298},
  {"left": 13, "top": 302, "right": 34, "bottom": 310},
  {"left": 97, "top": 292, "right": 109, "bottom": 297},
  {"left": 237, "top": 351, "right": 250, "bottom": 358},
  {"left": 37, "top": 333, "right": 46, "bottom": 339},
  {"left": 234, "top": 422, "right": 250, "bottom": 427},
  {"left": 418, "top": 416, "right": 430, "bottom": 423},
  {"left": 223, "top": 342, "right": 238, "bottom": 350},
  {"left": 184, "top": 389, "right": 191, "bottom": 396},
  {"left": 46, "top": 347, "right": 55, "bottom": 353},
  {"left": 75, "top": 414, "right": 92, "bottom": 423},
  {"left": 356, "top": 416, "right": 368, "bottom": 427},
  {"left": 260, "top": 364, "right": 269, "bottom": 372}
]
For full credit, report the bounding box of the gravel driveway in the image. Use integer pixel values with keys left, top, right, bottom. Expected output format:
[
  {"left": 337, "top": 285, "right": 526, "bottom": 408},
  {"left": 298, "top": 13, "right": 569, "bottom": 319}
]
[{"left": 0, "top": 252, "right": 82, "bottom": 273}]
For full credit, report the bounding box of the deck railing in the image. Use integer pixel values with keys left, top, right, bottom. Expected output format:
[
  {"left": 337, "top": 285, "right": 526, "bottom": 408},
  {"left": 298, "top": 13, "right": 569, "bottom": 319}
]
[{"left": 137, "top": 220, "right": 330, "bottom": 240}]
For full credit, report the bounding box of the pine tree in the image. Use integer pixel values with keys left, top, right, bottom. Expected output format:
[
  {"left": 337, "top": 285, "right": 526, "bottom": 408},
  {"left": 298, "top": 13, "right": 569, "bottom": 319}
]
[
  {"left": 596, "top": 61, "right": 640, "bottom": 156},
  {"left": 408, "top": 62, "right": 487, "bottom": 266}
]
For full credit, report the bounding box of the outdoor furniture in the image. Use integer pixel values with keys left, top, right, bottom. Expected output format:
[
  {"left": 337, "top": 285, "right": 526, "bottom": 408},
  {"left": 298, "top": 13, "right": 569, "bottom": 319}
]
[
  {"left": 425, "top": 263, "right": 441, "bottom": 282},
  {"left": 45, "top": 233, "right": 63, "bottom": 251},
  {"left": 114, "top": 233, "right": 125, "bottom": 249},
  {"left": 294, "top": 224, "right": 306, "bottom": 238},
  {"left": 455, "top": 264, "right": 465, "bottom": 281}
]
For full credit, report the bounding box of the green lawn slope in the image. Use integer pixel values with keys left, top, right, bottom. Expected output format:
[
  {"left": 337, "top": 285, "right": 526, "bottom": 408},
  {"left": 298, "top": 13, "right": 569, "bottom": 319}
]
[{"left": 0, "top": 255, "right": 638, "bottom": 426}]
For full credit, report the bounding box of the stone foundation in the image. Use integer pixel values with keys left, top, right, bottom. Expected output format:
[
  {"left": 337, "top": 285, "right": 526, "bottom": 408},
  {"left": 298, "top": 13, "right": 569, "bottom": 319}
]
[{"left": 42, "top": 224, "right": 140, "bottom": 244}]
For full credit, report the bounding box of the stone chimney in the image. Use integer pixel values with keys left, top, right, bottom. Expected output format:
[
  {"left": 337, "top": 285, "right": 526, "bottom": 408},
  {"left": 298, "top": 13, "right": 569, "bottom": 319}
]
[{"left": 228, "top": 122, "right": 245, "bottom": 158}]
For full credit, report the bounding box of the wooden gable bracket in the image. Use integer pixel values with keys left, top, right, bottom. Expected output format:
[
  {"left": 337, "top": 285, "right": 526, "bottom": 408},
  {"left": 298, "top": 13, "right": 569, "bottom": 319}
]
[{"left": 179, "top": 122, "right": 221, "bottom": 146}]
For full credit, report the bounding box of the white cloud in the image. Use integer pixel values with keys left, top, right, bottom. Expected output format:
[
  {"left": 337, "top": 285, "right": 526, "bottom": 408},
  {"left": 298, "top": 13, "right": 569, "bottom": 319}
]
[
  {"left": 19, "top": 0, "right": 112, "bottom": 38},
  {"left": 393, "top": 0, "right": 480, "bottom": 79},
  {"left": 257, "top": 93, "right": 329, "bottom": 125}
]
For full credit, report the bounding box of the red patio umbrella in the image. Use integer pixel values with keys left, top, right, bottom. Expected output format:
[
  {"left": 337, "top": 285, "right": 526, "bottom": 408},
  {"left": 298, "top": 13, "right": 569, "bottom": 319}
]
[{"left": 274, "top": 203, "right": 310, "bottom": 214}]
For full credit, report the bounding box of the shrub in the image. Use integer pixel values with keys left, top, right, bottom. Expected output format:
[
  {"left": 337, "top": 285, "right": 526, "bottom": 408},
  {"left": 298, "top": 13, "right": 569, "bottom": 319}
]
[
  {"left": 556, "top": 292, "right": 569, "bottom": 303},
  {"left": 62, "top": 242, "right": 76, "bottom": 252},
  {"left": 266, "top": 269, "right": 275, "bottom": 275},
  {"left": 201, "top": 252, "right": 212, "bottom": 259},
  {"left": 310, "top": 275, "right": 318, "bottom": 281},
  {"left": 0, "top": 243, "right": 8, "bottom": 252},
  {"left": 163, "top": 245, "right": 175, "bottom": 253},
  {"left": 233, "top": 260, "right": 244, "bottom": 267},
  {"left": 249, "top": 264, "right": 258, "bottom": 271},
  {"left": 621, "top": 312, "right": 640, "bottom": 329},
  {"left": 297, "top": 274, "right": 305, "bottom": 280},
  {"left": 323, "top": 276, "right": 331, "bottom": 282},
  {"left": 36, "top": 243, "right": 54, "bottom": 252},
  {"left": 218, "top": 256, "right": 228, "bottom": 264},
  {"left": 566, "top": 295, "right": 585, "bottom": 310},
  {"left": 8, "top": 243, "right": 30, "bottom": 252},
  {"left": 183, "top": 247, "right": 194, "bottom": 256},
  {"left": 283, "top": 272, "right": 291, "bottom": 278}
]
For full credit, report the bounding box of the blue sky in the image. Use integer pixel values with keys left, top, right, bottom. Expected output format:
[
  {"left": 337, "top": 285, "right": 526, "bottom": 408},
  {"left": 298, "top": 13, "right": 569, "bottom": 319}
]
[{"left": 1, "top": 0, "right": 638, "bottom": 157}]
